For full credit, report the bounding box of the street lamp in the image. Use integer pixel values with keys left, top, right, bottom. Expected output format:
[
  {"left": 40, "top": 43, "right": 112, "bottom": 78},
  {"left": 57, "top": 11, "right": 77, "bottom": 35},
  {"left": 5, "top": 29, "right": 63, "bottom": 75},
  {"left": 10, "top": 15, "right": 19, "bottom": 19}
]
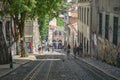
[
  {"left": 9, "top": 21, "right": 13, "bottom": 68},
  {"left": 5, "top": 15, "right": 13, "bottom": 68},
  {"left": 90, "top": 0, "right": 93, "bottom": 58},
  {"left": 18, "top": 0, "right": 21, "bottom": 20}
]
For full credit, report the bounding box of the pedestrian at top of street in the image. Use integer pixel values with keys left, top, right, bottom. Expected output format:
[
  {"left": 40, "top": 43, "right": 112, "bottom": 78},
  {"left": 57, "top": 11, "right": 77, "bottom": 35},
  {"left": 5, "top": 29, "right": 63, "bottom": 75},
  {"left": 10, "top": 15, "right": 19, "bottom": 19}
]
[
  {"left": 67, "top": 44, "right": 71, "bottom": 49},
  {"left": 41, "top": 46, "right": 44, "bottom": 54},
  {"left": 61, "top": 45, "right": 64, "bottom": 53},
  {"left": 79, "top": 43, "right": 83, "bottom": 56},
  {"left": 38, "top": 45, "right": 41, "bottom": 54},
  {"left": 64, "top": 46, "right": 67, "bottom": 53},
  {"left": 52, "top": 46, "right": 54, "bottom": 52},
  {"left": 67, "top": 44, "right": 71, "bottom": 59},
  {"left": 29, "top": 42, "right": 33, "bottom": 53},
  {"left": 76, "top": 46, "right": 80, "bottom": 56},
  {"left": 73, "top": 44, "right": 77, "bottom": 58},
  {"left": 79, "top": 43, "right": 83, "bottom": 50},
  {"left": 47, "top": 46, "right": 50, "bottom": 52},
  {"left": 62, "top": 45, "right": 64, "bottom": 49}
]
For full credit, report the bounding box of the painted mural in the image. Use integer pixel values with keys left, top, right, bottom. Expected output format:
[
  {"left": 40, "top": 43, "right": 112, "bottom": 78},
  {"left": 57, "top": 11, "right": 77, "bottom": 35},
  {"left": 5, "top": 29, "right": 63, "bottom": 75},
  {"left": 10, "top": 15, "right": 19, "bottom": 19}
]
[{"left": 25, "top": 42, "right": 31, "bottom": 53}]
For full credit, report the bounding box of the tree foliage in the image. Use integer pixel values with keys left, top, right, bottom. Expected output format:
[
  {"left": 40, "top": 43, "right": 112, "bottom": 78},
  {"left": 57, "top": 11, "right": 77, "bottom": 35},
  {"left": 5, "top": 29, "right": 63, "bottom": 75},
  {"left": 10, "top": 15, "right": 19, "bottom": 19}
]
[
  {"left": 38, "top": 15, "right": 49, "bottom": 42},
  {"left": 0, "top": 0, "right": 63, "bottom": 57},
  {"left": 57, "top": 17, "right": 64, "bottom": 27}
]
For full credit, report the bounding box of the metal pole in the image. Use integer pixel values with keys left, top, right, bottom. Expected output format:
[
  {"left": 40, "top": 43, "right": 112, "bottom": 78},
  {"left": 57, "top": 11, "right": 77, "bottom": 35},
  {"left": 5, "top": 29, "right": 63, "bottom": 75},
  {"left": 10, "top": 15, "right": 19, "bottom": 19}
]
[
  {"left": 18, "top": 0, "right": 21, "bottom": 20},
  {"left": 9, "top": 21, "right": 13, "bottom": 68},
  {"left": 90, "top": 1, "right": 92, "bottom": 57}
]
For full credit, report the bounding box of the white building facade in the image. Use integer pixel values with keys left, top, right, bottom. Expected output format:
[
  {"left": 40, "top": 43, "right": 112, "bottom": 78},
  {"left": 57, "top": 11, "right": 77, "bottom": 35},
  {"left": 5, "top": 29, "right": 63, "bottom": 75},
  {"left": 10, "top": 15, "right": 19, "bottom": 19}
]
[
  {"left": 24, "top": 19, "right": 41, "bottom": 53},
  {"left": 78, "top": 0, "right": 120, "bottom": 64}
]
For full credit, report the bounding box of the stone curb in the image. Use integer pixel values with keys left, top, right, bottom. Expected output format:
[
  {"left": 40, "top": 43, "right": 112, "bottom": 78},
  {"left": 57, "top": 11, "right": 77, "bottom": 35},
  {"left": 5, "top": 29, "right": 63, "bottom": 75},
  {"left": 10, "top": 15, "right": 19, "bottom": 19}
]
[{"left": 0, "top": 60, "right": 30, "bottom": 78}]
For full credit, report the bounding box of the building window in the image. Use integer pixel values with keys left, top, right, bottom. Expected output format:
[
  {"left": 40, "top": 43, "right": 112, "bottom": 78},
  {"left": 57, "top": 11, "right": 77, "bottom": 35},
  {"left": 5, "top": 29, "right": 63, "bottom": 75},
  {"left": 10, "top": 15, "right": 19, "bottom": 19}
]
[
  {"left": 80, "top": 7, "right": 82, "bottom": 21},
  {"left": 105, "top": 15, "right": 109, "bottom": 39},
  {"left": 99, "top": 13, "right": 102, "bottom": 35},
  {"left": 87, "top": 8, "right": 89, "bottom": 25},
  {"left": 84, "top": 8, "right": 86, "bottom": 24},
  {"left": 59, "top": 31, "right": 61, "bottom": 35},
  {"left": 82, "top": 7, "right": 83, "bottom": 22},
  {"left": 6, "top": 21, "right": 11, "bottom": 41},
  {"left": 79, "top": 7, "right": 81, "bottom": 20},
  {"left": 113, "top": 17, "right": 118, "bottom": 45}
]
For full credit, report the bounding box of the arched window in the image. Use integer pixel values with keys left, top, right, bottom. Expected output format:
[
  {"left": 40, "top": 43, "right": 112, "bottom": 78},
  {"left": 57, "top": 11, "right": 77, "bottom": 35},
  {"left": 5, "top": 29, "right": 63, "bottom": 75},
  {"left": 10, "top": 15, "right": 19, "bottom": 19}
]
[
  {"left": 55, "top": 31, "right": 57, "bottom": 35},
  {"left": 52, "top": 40, "right": 57, "bottom": 49},
  {"left": 59, "top": 31, "right": 61, "bottom": 35},
  {"left": 58, "top": 40, "right": 62, "bottom": 49}
]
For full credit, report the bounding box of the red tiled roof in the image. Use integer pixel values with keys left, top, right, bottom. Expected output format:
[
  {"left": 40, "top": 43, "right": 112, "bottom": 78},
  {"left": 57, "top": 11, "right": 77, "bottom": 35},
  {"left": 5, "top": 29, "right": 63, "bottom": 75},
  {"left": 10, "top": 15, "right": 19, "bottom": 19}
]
[{"left": 71, "top": 12, "right": 77, "bottom": 17}]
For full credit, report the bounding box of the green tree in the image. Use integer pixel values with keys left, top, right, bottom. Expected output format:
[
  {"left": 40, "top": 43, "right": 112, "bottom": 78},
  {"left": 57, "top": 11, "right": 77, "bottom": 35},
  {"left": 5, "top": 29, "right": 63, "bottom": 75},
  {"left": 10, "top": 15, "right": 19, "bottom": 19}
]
[
  {"left": 38, "top": 15, "right": 49, "bottom": 42},
  {"left": 1, "top": 0, "right": 63, "bottom": 58},
  {"left": 57, "top": 17, "right": 64, "bottom": 27}
]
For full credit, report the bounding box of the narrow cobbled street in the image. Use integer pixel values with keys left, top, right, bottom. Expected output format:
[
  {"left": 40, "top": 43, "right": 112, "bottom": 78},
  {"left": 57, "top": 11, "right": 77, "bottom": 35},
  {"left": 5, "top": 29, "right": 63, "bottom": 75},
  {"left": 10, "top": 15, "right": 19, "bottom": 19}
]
[{"left": 0, "top": 51, "right": 117, "bottom": 80}]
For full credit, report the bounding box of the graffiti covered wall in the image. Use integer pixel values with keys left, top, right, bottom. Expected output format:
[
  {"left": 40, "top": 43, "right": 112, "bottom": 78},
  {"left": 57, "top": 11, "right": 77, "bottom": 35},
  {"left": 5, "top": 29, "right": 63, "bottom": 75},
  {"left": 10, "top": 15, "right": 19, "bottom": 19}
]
[{"left": 98, "top": 37, "right": 117, "bottom": 65}]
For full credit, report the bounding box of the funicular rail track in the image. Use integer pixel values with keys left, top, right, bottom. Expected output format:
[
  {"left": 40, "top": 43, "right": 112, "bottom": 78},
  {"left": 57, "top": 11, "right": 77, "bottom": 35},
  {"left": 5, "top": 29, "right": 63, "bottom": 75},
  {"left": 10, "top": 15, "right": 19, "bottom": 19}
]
[{"left": 23, "top": 54, "right": 54, "bottom": 80}]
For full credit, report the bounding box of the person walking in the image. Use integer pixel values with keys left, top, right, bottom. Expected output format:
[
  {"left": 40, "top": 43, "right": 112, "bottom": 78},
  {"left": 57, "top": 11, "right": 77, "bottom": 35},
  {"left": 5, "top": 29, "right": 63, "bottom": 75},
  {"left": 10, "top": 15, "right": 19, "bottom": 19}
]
[
  {"left": 79, "top": 43, "right": 83, "bottom": 56},
  {"left": 29, "top": 42, "right": 33, "bottom": 53},
  {"left": 67, "top": 44, "right": 71, "bottom": 59},
  {"left": 41, "top": 46, "right": 44, "bottom": 54},
  {"left": 76, "top": 46, "right": 80, "bottom": 56},
  {"left": 61, "top": 45, "right": 64, "bottom": 53},
  {"left": 38, "top": 45, "right": 41, "bottom": 54},
  {"left": 73, "top": 44, "right": 77, "bottom": 58}
]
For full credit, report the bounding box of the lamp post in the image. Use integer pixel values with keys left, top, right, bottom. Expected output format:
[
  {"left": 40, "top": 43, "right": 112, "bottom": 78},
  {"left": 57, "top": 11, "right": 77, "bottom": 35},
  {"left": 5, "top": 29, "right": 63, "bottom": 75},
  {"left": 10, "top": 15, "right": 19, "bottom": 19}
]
[
  {"left": 18, "top": 0, "right": 20, "bottom": 19},
  {"left": 9, "top": 21, "right": 13, "bottom": 68},
  {"left": 90, "top": 0, "right": 93, "bottom": 58}
]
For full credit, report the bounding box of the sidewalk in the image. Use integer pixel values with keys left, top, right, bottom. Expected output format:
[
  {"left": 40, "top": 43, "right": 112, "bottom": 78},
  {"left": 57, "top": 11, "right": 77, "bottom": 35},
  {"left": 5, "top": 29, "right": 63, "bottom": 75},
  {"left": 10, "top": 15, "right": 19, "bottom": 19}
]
[
  {"left": 0, "top": 53, "right": 37, "bottom": 78},
  {"left": 76, "top": 56, "right": 120, "bottom": 80}
]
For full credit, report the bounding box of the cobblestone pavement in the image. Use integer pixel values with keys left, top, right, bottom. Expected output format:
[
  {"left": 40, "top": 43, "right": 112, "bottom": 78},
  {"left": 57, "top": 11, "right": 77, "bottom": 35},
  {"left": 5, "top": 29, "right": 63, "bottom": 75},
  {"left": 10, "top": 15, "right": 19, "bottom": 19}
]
[
  {"left": 0, "top": 51, "right": 120, "bottom": 80},
  {"left": 0, "top": 61, "right": 40, "bottom": 80},
  {"left": 47, "top": 55, "right": 79, "bottom": 80},
  {"left": 24, "top": 52, "right": 119, "bottom": 80},
  {"left": 79, "top": 57, "right": 120, "bottom": 79}
]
